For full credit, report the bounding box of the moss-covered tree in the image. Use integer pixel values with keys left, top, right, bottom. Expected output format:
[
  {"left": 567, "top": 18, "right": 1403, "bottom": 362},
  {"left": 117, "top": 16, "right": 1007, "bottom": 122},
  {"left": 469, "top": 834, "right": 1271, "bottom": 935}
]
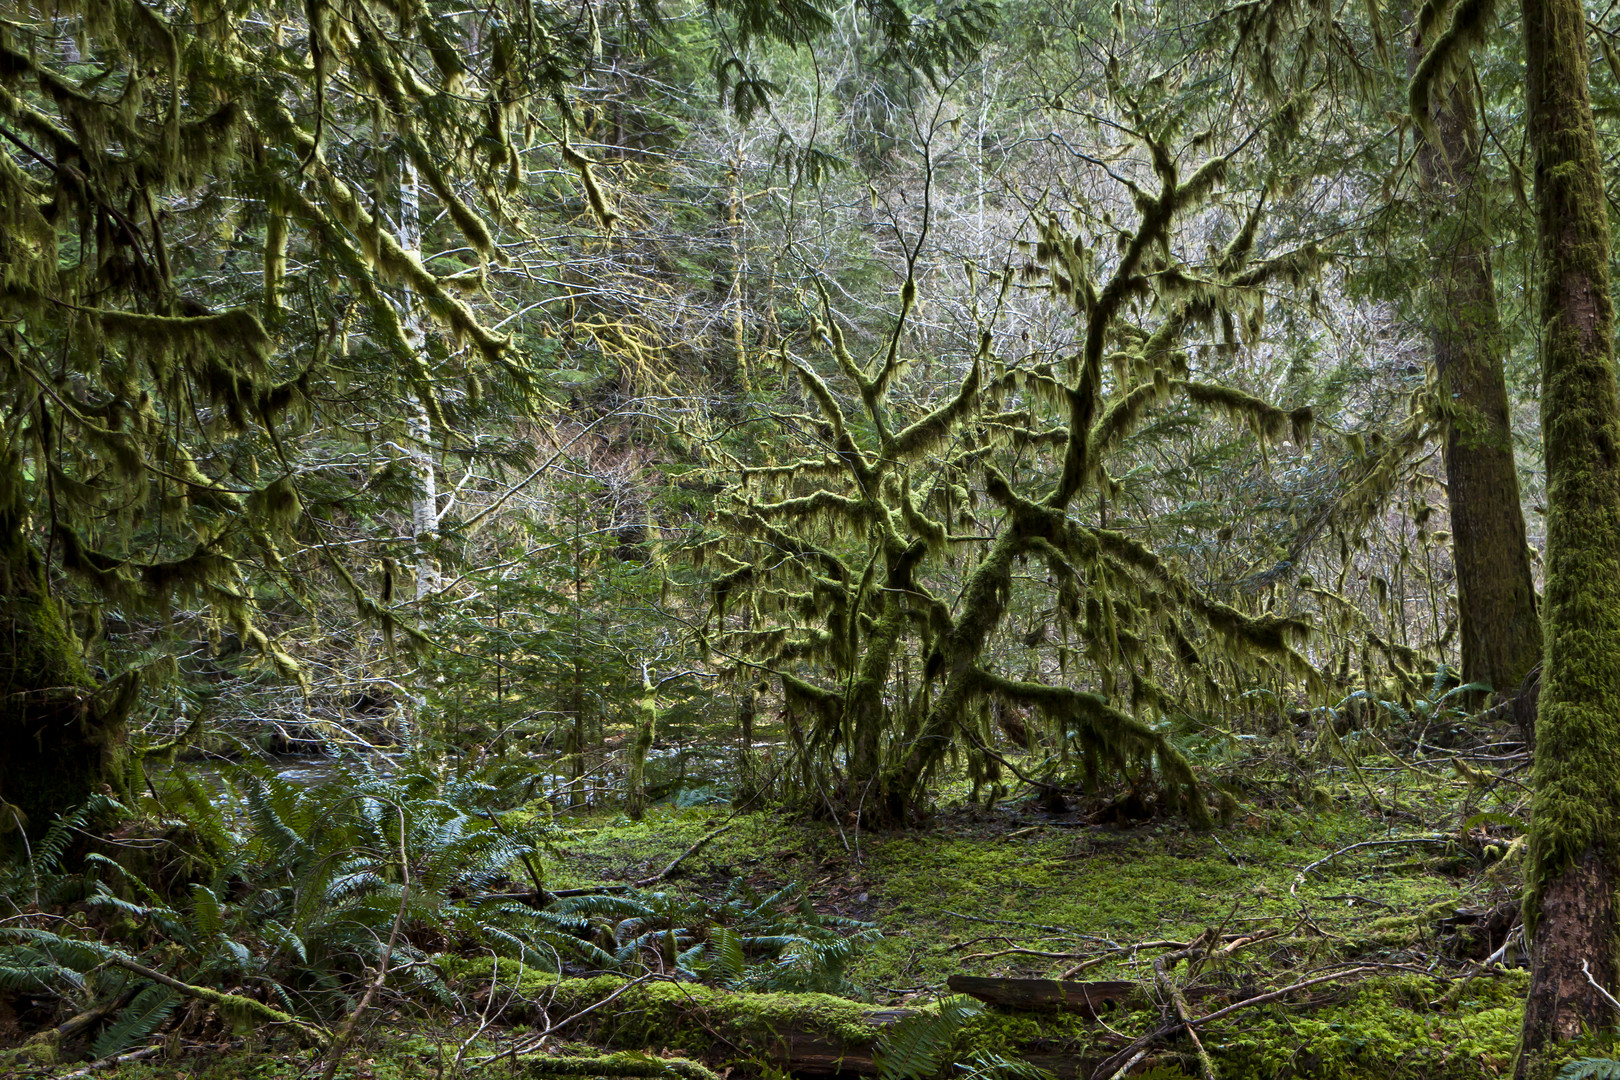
[
  {"left": 1407, "top": 0, "right": 1620, "bottom": 1065},
  {"left": 1408, "top": 12, "right": 1540, "bottom": 710},
  {"left": 0, "top": 0, "right": 580, "bottom": 834},
  {"left": 704, "top": 113, "right": 1325, "bottom": 823}
]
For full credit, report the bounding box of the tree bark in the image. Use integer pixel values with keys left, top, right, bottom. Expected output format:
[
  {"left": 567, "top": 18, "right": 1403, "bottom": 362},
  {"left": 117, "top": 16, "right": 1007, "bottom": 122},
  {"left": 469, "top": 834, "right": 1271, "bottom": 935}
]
[
  {"left": 1409, "top": 34, "right": 1541, "bottom": 710},
  {"left": 0, "top": 478, "right": 125, "bottom": 839},
  {"left": 1514, "top": 0, "right": 1620, "bottom": 1070},
  {"left": 398, "top": 157, "right": 439, "bottom": 605}
]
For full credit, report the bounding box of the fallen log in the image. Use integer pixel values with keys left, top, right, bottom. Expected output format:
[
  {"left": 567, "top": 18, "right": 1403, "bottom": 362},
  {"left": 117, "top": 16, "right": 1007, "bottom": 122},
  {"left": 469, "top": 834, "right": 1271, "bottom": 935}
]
[
  {"left": 480, "top": 975, "right": 1133, "bottom": 1078},
  {"left": 464, "top": 968, "right": 1469, "bottom": 1079},
  {"left": 488, "top": 975, "right": 922, "bottom": 1076},
  {"left": 946, "top": 976, "right": 1142, "bottom": 1017}
]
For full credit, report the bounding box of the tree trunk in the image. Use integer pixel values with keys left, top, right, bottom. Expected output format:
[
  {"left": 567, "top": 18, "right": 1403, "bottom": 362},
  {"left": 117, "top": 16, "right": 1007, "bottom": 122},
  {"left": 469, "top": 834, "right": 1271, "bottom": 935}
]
[
  {"left": 398, "top": 157, "right": 438, "bottom": 605},
  {"left": 0, "top": 493, "right": 124, "bottom": 839},
  {"left": 1514, "top": 0, "right": 1620, "bottom": 1069},
  {"left": 1409, "top": 34, "right": 1540, "bottom": 710}
]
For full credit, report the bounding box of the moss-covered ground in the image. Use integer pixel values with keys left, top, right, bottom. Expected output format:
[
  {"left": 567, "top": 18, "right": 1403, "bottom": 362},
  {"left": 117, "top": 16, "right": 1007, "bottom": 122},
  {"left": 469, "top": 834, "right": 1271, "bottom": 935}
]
[
  {"left": 429, "top": 774, "right": 1561, "bottom": 1080},
  {"left": 12, "top": 755, "right": 1588, "bottom": 1079},
  {"left": 540, "top": 796, "right": 1504, "bottom": 993}
]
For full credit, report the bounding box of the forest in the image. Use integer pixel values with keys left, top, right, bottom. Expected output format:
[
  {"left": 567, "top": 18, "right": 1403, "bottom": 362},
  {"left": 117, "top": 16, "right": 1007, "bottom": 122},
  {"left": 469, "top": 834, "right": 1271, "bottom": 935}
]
[{"left": 3, "top": 0, "right": 1620, "bottom": 1075}]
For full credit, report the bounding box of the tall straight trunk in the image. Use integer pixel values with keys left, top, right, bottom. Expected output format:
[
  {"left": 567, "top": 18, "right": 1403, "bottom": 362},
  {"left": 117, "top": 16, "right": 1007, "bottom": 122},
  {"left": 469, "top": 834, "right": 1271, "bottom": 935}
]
[
  {"left": 1410, "top": 36, "right": 1541, "bottom": 707},
  {"left": 398, "top": 158, "right": 438, "bottom": 604},
  {"left": 0, "top": 475, "right": 125, "bottom": 840},
  {"left": 1514, "top": 0, "right": 1620, "bottom": 1069}
]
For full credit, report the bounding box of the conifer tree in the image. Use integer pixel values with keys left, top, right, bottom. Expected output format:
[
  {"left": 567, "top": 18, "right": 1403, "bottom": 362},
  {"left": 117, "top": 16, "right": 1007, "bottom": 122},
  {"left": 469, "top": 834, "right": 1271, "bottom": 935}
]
[
  {"left": 1408, "top": 4, "right": 1540, "bottom": 711},
  {"left": 1483, "top": 0, "right": 1620, "bottom": 1064}
]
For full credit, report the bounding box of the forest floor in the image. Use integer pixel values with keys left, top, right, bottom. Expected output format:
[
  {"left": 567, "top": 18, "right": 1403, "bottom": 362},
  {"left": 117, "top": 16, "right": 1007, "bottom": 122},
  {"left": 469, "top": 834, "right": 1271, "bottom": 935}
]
[{"left": 57, "top": 756, "right": 1593, "bottom": 1080}]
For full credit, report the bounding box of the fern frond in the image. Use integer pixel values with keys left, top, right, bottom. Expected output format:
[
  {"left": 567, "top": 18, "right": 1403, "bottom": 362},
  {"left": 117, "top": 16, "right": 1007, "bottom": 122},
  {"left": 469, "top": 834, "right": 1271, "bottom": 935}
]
[
  {"left": 92, "top": 983, "right": 179, "bottom": 1058},
  {"left": 875, "top": 995, "right": 984, "bottom": 1080}
]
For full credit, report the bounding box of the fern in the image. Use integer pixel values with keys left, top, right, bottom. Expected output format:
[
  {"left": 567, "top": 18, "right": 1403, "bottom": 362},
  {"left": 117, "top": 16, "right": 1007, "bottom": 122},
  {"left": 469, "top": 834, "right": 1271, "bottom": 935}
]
[
  {"left": 957, "top": 1051, "right": 1057, "bottom": 1080},
  {"left": 1, "top": 753, "right": 616, "bottom": 1049},
  {"left": 190, "top": 883, "right": 225, "bottom": 938},
  {"left": 710, "top": 927, "right": 746, "bottom": 985},
  {"left": 1559, "top": 1062, "right": 1620, "bottom": 1080},
  {"left": 91, "top": 984, "right": 179, "bottom": 1059},
  {"left": 875, "top": 995, "right": 985, "bottom": 1080},
  {"left": 0, "top": 953, "right": 78, "bottom": 993}
]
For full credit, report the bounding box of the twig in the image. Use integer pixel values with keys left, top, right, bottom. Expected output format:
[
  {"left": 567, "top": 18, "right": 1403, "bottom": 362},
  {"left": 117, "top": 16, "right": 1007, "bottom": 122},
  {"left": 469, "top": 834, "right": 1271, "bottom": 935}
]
[
  {"left": 101, "top": 956, "right": 328, "bottom": 1046},
  {"left": 474, "top": 973, "right": 667, "bottom": 1066},
  {"left": 632, "top": 822, "right": 735, "bottom": 887},
  {"left": 955, "top": 722, "right": 1067, "bottom": 794},
  {"left": 1292, "top": 837, "right": 1451, "bottom": 892},
  {"left": 478, "top": 810, "right": 555, "bottom": 905},
  {"left": 1089, "top": 966, "right": 1374, "bottom": 1080},
  {"left": 1211, "top": 836, "right": 1244, "bottom": 867},
  {"left": 1320, "top": 894, "right": 1398, "bottom": 911},
  {"left": 1582, "top": 959, "right": 1620, "bottom": 1017},
  {"left": 455, "top": 951, "right": 521, "bottom": 1071},
  {"left": 1483, "top": 926, "right": 1523, "bottom": 968},
  {"left": 969, "top": 934, "right": 1253, "bottom": 965},
  {"left": 319, "top": 804, "right": 412, "bottom": 1080},
  {"left": 1151, "top": 934, "right": 1218, "bottom": 1080},
  {"left": 56, "top": 1044, "right": 163, "bottom": 1078}
]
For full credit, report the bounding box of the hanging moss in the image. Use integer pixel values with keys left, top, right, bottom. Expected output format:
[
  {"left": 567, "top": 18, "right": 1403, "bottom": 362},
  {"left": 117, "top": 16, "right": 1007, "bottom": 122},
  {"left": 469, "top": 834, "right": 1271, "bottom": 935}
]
[
  {"left": 0, "top": 0, "right": 575, "bottom": 831},
  {"left": 707, "top": 123, "right": 1325, "bottom": 824}
]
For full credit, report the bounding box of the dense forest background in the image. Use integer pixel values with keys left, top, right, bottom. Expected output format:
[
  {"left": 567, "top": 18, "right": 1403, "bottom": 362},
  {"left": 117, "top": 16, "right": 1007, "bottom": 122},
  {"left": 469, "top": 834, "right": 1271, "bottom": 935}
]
[{"left": 4, "top": 0, "right": 1620, "bottom": 1075}]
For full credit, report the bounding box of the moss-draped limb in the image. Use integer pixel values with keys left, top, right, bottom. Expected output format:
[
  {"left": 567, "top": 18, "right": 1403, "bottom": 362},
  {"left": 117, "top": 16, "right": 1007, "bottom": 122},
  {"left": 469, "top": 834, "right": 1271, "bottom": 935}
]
[
  {"left": 1087, "top": 379, "right": 1174, "bottom": 463},
  {"left": 718, "top": 509, "right": 852, "bottom": 583},
  {"left": 1408, "top": 0, "right": 1498, "bottom": 145},
  {"left": 779, "top": 352, "right": 857, "bottom": 460},
  {"left": 737, "top": 455, "right": 849, "bottom": 485},
  {"left": 1515, "top": 0, "right": 1620, "bottom": 1065},
  {"left": 1050, "top": 134, "right": 1187, "bottom": 509},
  {"left": 971, "top": 667, "right": 1209, "bottom": 826},
  {"left": 883, "top": 524, "right": 1023, "bottom": 814},
  {"left": 1177, "top": 381, "right": 1313, "bottom": 445},
  {"left": 890, "top": 356, "right": 984, "bottom": 459},
  {"left": 745, "top": 489, "right": 874, "bottom": 526},
  {"left": 101, "top": 955, "right": 329, "bottom": 1047}
]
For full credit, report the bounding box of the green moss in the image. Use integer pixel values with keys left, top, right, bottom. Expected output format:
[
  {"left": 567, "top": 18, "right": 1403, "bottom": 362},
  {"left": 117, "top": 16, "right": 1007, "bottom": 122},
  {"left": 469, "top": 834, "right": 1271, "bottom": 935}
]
[
  {"left": 0, "top": 519, "right": 127, "bottom": 842},
  {"left": 440, "top": 965, "right": 888, "bottom": 1056},
  {"left": 1209, "top": 974, "right": 1529, "bottom": 1080},
  {"left": 539, "top": 805, "right": 1497, "bottom": 994}
]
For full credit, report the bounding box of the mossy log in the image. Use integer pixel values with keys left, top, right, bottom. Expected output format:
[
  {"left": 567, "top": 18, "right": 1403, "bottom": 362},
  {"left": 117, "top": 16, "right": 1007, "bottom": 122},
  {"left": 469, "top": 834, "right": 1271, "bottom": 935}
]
[
  {"left": 946, "top": 976, "right": 1143, "bottom": 1018},
  {"left": 494, "top": 976, "right": 916, "bottom": 1075},
  {"left": 518, "top": 1053, "right": 723, "bottom": 1080},
  {"left": 471, "top": 970, "right": 1529, "bottom": 1080}
]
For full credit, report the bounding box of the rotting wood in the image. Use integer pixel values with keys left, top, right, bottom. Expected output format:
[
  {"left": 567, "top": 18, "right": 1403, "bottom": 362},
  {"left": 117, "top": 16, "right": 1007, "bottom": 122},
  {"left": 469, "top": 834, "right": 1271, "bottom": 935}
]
[{"left": 946, "top": 975, "right": 1141, "bottom": 1017}]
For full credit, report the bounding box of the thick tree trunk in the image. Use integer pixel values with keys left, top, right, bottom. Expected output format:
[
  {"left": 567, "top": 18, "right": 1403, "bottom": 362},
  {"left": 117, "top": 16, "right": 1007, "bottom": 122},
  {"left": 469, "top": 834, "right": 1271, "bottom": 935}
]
[
  {"left": 1514, "top": 0, "right": 1620, "bottom": 1070},
  {"left": 0, "top": 508, "right": 124, "bottom": 839},
  {"left": 1409, "top": 38, "right": 1541, "bottom": 709}
]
